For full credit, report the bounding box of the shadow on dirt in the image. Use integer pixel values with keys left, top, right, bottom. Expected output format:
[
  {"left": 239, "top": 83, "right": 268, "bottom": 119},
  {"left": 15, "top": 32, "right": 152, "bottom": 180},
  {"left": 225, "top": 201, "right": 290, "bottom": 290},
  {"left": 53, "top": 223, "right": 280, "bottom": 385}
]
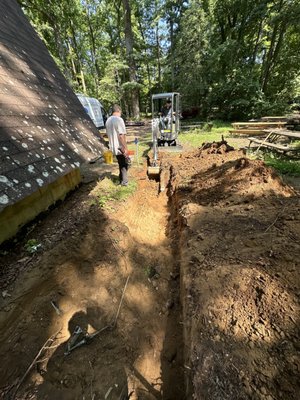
[{"left": 36, "top": 309, "right": 129, "bottom": 400}]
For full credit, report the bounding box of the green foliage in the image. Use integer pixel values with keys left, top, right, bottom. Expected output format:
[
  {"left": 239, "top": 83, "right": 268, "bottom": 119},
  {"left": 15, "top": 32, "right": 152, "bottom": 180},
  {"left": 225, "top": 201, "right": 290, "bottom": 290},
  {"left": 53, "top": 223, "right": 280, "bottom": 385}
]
[
  {"left": 18, "top": 0, "right": 300, "bottom": 119},
  {"left": 173, "top": 0, "right": 300, "bottom": 120},
  {"left": 25, "top": 239, "right": 41, "bottom": 253},
  {"left": 264, "top": 155, "right": 300, "bottom": 176},
  {"left": 94, "top": 178, "right": 137, "bottom": 209}
]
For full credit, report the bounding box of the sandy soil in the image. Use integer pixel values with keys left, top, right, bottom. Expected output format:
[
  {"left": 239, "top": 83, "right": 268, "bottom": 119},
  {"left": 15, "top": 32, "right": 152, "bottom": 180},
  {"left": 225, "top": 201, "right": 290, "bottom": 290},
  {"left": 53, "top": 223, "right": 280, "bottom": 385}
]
[{"left": 0, "top": 138, "right": 299, "bottom": 400}]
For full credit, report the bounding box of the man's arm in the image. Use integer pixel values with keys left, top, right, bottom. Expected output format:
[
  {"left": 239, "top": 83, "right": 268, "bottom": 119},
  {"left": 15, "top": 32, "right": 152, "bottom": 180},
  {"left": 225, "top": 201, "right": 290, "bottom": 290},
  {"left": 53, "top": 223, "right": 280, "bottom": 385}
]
[
  {"left": 118, "top": 133, "right": 128, "bottom": 155},
  {"left": 118, "top": 118, "right": 128, "bottom": 155}
]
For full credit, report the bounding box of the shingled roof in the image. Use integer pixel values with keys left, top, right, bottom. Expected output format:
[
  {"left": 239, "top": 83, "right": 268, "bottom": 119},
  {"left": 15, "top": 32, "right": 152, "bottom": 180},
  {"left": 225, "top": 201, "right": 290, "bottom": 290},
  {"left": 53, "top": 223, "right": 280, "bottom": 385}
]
[{"left": 0, "top": 0, "right": 105, "bottom": 213}]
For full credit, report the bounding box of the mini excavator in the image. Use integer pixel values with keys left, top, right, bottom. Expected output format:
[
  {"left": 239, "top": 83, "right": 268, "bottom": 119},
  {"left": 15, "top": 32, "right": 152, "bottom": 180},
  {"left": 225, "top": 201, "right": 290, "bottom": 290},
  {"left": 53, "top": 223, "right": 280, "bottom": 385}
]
[{"left": 147, "top": 92, "right": 181, "bottom": 177}]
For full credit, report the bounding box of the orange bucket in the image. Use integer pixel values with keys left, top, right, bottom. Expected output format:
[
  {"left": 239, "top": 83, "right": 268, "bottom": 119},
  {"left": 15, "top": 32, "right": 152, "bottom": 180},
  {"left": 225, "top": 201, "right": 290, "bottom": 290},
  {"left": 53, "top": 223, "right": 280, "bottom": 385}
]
[{"left": 128, "top": 150, "right": 135, "bottom": 161}]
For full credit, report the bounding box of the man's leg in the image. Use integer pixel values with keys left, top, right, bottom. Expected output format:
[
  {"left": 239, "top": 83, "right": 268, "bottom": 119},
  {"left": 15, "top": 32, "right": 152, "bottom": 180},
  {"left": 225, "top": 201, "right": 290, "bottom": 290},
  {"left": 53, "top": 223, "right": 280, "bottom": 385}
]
[
  {"left": 116, "top": 155, "right": 128, "bottom": 185},
  {"left": 116, "top": 155, "right": 122, "bottom": 183}
]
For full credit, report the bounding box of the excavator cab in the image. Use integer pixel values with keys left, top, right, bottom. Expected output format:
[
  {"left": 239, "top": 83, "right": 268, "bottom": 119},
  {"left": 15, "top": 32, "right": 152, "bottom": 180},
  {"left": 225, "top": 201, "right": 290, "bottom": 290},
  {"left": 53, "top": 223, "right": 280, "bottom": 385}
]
[{"left": 152, "top": 92, "right": 180, "bottom": 147}]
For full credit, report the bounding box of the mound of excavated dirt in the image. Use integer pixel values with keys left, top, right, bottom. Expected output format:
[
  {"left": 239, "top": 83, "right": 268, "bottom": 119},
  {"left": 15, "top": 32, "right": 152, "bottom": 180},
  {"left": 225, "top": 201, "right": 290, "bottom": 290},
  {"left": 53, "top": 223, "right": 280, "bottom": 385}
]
[{"left": 165, "top": 147, "right": 300, "bottom": 400}]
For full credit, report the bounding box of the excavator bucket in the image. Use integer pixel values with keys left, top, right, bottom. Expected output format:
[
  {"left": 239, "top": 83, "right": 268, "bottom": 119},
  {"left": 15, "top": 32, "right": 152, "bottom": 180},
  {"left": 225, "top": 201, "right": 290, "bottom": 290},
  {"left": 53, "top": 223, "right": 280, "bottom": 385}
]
[{"left": 147, "top": 165, "right": 160, "bottom": 176}]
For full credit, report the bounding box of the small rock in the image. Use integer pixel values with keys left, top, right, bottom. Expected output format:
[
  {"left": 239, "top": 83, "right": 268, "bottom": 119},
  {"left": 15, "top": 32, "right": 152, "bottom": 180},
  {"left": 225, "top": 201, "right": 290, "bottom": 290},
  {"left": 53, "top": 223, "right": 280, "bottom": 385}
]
[
  {"left": 260, "top": 375, "right": 267, "bottom": 383},
  {"left": 170, "top": 272, "right": 179, "bottom": 280},
  {"left": 243, "top": 382, "right": 253, "bottom": 395},
  {"left": 17, "top": 256, "right": 30, "bottom": 263},
  {"left": 2, "top": 290, "right": 11, "bottom": 299},
  {"left": 166, "top": 299, "right": 174, "bottom": 310},
  {"left": 232, "top": 325, "right": 239, "bottom": 335},
  {"left": 260, "top": 386, "right": 267, "bottom": 395}
]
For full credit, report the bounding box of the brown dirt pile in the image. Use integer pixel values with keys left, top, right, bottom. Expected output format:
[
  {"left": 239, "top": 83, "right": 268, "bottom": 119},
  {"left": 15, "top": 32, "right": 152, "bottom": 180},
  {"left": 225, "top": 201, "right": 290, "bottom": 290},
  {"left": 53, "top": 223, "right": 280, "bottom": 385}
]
[{"left": 165, "top": 147, "right": 300, "bottom": 400}]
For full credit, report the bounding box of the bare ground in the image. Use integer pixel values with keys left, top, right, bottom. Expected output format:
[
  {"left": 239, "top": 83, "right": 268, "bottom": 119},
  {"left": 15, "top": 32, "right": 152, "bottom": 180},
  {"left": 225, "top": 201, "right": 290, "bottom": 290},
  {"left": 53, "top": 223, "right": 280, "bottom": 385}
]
[{"left": 0, "top": 139, "right": 299, "bottom": 400}]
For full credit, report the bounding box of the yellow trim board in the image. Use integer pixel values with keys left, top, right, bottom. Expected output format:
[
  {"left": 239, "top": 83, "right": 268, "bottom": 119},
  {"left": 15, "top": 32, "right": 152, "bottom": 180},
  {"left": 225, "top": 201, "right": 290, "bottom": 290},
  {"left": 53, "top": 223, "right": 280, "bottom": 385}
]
[{"left": 0, "top": 168, "right": 81, "bottom": 244}]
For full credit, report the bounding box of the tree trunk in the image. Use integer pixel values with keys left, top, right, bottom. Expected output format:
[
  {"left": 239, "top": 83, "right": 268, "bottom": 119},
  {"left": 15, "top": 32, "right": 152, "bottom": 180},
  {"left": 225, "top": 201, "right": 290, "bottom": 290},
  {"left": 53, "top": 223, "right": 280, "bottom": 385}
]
[
  {"left": 155, "top": 23, "right": 162, "bottom": 91},
  {"left": 122, "top": 0, "right": 140, "bottom": 119},
  {"left": 137, "top": 16, "right": 152, "bottom": 103},
  {"left": 170, "top": 17, "right": 175, "bottom": 91},
  {"left": 251, "top": 18, "right": 263, "bottom": 66},
  {"left": 80, "top": 69, "right": 87, "bottom": 94},
  {"left": 260, "top": 23, "right": 279, "bottom": 93},
  {"left": 67, "top": 41, "right": 78, "bottom": 82},
  {"left": 85, "top": 6, "right": 101, "bottom": 82},
  {"left": 260, "top": 0, "right": 285, "bottom": 93},
  {"left": 53, "top": 24, "right": 69, "bottom": 77}
]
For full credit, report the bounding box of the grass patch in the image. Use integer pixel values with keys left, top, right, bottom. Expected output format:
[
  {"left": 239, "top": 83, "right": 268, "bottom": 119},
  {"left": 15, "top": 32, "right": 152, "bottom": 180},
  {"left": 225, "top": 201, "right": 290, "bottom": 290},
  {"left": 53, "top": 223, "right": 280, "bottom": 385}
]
[
  {"left": 127, "top": 132, "right": 152, "bottom": 159},
  {"left": 94, "top": 177, "right": 137, "bottom": 209},
  {"left": 180, "top": 120, "right": 232, "bottom": 147},
  {"left": 264, "top": 155, "right": 300, "bottom": 176}
]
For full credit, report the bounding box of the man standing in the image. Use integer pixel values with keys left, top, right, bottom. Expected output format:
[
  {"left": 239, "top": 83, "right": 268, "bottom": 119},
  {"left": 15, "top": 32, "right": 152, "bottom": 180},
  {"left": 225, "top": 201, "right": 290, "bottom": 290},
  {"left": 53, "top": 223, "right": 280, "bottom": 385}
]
[{"left": 105, "top": 104, "right": 129, "bottom": 186}]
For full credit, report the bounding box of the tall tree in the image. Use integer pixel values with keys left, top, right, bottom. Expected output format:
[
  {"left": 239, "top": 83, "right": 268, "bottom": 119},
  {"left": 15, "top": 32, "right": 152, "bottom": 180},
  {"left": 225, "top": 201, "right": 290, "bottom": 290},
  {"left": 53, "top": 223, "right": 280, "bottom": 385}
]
[{"left": 122, "top": 0, "right": 140, "bottom": 118}]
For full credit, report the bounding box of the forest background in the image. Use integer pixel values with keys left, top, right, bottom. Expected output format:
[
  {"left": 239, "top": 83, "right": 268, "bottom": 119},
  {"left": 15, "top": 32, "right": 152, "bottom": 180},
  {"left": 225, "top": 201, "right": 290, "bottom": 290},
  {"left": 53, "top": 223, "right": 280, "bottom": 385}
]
[{"left": 18, "top": 0, "right": 300, "bottom": 120}]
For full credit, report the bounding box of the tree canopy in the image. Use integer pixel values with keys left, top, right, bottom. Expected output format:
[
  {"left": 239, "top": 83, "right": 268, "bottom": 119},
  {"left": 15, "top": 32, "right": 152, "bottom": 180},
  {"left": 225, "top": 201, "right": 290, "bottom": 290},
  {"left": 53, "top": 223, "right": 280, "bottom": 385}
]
[{"left": 18, "top": 0, "right": 300, "bottom": 120}]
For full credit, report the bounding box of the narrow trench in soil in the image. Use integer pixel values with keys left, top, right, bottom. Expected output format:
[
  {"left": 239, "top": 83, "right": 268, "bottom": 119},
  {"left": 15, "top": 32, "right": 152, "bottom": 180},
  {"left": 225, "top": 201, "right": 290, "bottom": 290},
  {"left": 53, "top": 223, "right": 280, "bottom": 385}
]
[
  {"left": 0, "top": 166, "right": 186, "bottom": 400},
  {"left": 115, "top": 172, "right": 185, "bottom": 399}
]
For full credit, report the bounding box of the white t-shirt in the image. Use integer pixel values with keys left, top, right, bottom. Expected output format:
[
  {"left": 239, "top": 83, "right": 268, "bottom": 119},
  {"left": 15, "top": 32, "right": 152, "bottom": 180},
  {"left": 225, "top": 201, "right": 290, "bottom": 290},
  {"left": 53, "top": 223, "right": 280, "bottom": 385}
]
[{"left": 105, "top": 116, "right": 127, "bottom": 155}]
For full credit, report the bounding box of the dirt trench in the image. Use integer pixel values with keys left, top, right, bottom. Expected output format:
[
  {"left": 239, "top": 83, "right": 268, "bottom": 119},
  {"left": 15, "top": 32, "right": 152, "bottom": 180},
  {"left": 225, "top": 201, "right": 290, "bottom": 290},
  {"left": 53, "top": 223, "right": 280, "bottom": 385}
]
[{"left": 0, "top": 166, "right": 185, "bottom": 400}]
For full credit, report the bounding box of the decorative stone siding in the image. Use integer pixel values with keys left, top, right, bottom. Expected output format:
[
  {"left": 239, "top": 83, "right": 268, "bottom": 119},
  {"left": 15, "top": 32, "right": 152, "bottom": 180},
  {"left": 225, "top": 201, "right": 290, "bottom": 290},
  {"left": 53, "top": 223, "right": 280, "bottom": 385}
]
[{"left": 0, "top": 0, "right": 105, "bottom": 214}]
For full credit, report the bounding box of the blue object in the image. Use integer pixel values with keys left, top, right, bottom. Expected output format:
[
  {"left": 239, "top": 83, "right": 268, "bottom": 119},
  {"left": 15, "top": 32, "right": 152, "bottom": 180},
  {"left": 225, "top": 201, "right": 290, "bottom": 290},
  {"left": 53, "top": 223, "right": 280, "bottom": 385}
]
[{"left": 134, "top": 137, "right": 138, "bottom": 145}]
